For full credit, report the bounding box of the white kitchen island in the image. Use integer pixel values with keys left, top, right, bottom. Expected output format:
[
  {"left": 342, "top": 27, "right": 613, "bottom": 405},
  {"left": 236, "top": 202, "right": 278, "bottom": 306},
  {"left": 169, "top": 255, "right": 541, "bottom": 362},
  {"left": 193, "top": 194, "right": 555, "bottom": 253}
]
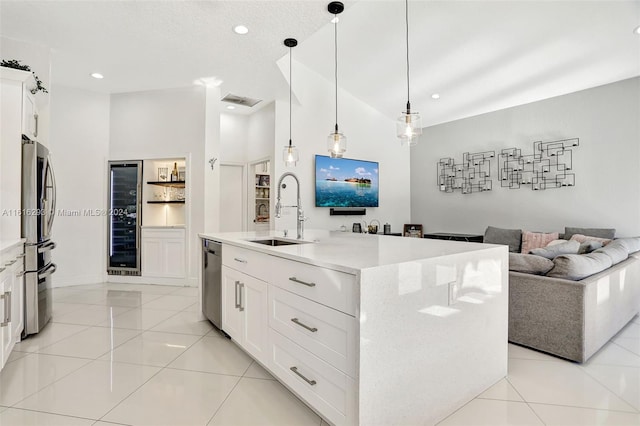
[{"left": 199, "top": 230, "right": 508, "bottom": 426}]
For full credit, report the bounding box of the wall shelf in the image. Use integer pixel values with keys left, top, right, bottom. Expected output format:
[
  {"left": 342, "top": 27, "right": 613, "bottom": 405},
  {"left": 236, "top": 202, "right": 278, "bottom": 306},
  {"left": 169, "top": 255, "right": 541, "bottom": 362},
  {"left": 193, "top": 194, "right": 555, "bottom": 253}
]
[
  {"left": 147, "top": 181, "right": 186, "bottom": 188},
  {"left": 147, "top": 200, "right": 185, "bottom": 204}
]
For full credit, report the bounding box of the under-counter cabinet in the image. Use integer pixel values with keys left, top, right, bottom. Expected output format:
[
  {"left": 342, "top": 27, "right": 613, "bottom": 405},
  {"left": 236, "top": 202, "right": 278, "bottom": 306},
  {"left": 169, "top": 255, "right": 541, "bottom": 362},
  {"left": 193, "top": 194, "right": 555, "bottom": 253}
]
[
  {"left": 221, "top": 266, "right": 268, "bottom": 363},
  {"left": 141, "top": 227, "right": 186, "bottom": 278},
  {"left": 0, "top": 241, "right": 25, "bottom": 371}
]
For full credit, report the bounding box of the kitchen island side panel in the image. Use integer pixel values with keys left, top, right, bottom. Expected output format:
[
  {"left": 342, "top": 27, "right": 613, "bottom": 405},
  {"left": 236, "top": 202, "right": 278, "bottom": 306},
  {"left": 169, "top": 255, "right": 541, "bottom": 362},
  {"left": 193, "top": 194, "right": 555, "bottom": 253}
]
[{"left": 358, "top": 246, "right": 508, "bottom": 425}]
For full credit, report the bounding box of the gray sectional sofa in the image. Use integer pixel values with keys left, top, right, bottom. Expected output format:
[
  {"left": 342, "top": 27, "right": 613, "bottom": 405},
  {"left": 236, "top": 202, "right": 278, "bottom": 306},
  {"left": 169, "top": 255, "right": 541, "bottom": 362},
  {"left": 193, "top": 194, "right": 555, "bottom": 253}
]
[{"left": 485, "top": 226, "right": 640, "bottom": 362}]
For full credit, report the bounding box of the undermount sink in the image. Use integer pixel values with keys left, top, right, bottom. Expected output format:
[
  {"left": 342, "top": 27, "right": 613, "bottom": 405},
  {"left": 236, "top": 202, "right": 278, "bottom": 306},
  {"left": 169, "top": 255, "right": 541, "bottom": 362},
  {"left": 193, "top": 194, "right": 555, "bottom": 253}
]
[{"left": 249, "top": 238, "right": 309, "bottom": 247}]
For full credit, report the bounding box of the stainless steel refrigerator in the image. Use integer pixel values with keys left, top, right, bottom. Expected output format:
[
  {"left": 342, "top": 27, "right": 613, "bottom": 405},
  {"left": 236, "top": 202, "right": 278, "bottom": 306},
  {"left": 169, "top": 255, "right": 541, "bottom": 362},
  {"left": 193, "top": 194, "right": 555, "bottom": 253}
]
[
  {"left": 107, "top": 161, "right": 142, "bottom": 276},
  {"left": 22, "top": 136, "right": 57, "bottom": 337}
]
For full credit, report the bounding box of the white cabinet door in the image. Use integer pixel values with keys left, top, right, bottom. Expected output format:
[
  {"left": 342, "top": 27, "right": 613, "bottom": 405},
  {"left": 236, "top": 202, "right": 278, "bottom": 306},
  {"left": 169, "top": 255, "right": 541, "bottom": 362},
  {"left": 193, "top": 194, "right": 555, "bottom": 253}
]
[
  {"left": 22, "top": 88, "right": 38, "bottom": 140},
  {"left": 142, "top": 238, "right": 163, "bottom": 276},
  {"left": 9, "top": 255, "right": 24, "bottom": 341},
  {"left": 0, "top": 269, "right": 12, "bottom": 368},
  {"left": 241, "top": 274, "right": 268, "bottom": 363},
  {"left": 222, "top": 266, "right": 243, "bottom": 342},
  {"left": 164, "top": 239, "right": 185, "bottom": 278},
  {"left": 221, "top": 265, "right": 268, "bottom": 365}
]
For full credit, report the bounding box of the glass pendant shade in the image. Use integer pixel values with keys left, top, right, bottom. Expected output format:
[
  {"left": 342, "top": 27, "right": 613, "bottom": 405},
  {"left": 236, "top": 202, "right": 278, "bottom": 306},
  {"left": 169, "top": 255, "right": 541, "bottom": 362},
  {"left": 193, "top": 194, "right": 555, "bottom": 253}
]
[
  {"left": 327, "top": 131, "right": 347, "bottom": 158},
  {"left": 283, "top": 143, "right": 299, "bottom": 167},
  {"left": 396, "top": 111, "right": 422, "bottom": 146}
]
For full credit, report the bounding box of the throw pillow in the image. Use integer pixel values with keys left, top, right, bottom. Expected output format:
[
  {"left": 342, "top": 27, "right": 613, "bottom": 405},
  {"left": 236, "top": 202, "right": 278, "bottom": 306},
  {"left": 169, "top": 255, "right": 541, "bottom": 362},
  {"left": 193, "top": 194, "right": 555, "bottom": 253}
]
[
  {"left": 484, "top": 226, "right": 522, "bottom": 253},
  {"left": 530, "top": 240, "right": 580, "bottom": 259},
  {"left": 615, "top": 237, "right": 640, "bottom": 254},
  {"left": 546, "top": 239, "right": 567, "bottom": 246},
  {"left": 564, "top": 227, "right": 616, "bottom": 240},
  {"left": 547, "top": 252, "right": 613, "bottom": 281},
  {"left": 594, "top": 240, "right": 629, "bottom": 265},
  {"left": 508, "top": 253, "right": 554, "bottom": 275},
  {"left": 569, "top": 234, "right": 613, "bottom": 246},
  {"left": 578, "top": 241, "right": 603, "bottom": 254},
  {"left": 520, "top": 231, "right": 559, "bottom": 254}
]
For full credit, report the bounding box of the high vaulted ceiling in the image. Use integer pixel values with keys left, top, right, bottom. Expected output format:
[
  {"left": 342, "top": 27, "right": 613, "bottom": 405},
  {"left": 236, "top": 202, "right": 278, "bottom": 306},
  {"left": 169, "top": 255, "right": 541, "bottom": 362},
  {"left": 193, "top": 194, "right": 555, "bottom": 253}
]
[{"left": 1, "top": 1, "right": 639, "bottom": 126}]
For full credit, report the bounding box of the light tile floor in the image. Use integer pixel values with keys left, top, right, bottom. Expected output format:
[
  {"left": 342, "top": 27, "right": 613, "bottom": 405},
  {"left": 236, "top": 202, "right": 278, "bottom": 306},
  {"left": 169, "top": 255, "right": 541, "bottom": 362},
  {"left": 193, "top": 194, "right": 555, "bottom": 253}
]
[{"left": 0, "top": 283, "right": 639, "bottom": 425}]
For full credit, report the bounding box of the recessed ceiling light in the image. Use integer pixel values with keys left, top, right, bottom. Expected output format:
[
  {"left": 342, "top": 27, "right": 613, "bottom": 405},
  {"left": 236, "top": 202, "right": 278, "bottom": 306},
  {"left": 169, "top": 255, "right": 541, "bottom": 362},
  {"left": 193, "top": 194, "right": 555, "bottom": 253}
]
[
  {"left": 431, "top": 93, "right": 440, "bottom": 100},
  {"left": 90, "top": 73, "right": 104, "bottom": 79},
  {"left": 233, "top": 25, "right": 249, "bottom": 35},
  {"left": 226, "top": 105, "right": 236, "bottom": 110},
  {"left": 635, "top": 25, "right": 640, "bottom": 35}
]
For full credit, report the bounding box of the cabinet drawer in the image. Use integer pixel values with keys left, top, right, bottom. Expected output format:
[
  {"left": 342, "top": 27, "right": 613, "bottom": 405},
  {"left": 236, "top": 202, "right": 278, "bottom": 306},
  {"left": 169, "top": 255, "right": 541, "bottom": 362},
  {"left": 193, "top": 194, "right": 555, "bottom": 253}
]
[
  {"left": 270, "top": 257, "right": 356, "bottom": 316},
  {"left": 269, "top": 286, "right": 357, "bottom": 377},
  {"left": 142, "top": 228, "right": 185, "bottom": 240},
  {"left": 222, "top": 245, "right": 272, "bottom": 281},
  {"left": 268, "top": 329, "right": 356, "bottom": 426}
]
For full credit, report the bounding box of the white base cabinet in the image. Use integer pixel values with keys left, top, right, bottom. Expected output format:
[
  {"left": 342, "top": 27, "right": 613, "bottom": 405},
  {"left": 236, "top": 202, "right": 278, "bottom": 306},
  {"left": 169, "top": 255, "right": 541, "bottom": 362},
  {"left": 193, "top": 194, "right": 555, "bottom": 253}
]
[
  {"left": 141, "top": 227, "right": 186, "bottom": 278},
  {"left": 0, "top": 241, "right": 25, "bottom": 371}
]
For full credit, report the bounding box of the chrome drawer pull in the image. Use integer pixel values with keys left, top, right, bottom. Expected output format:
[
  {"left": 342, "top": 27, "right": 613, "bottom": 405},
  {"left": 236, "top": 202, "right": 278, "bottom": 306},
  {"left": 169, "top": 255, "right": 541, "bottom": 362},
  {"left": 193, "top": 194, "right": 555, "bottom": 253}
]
[
  {"left": 291, "top": 318, "right": 318, "bottom": 333},
  {"left": 234, "top": 257, "right": 248, "bottom": 264},
  {"left": 0, "top": 291, "right": 10, "bottom": 326},
  {"left": 289, "top": 277, "right": 316, "bottom": 287},
  {"left": 234, "top": 281, "right": 241, "bottom": 309},
  {"left": 0, "top": 267, "right": 5, "bottom": 273},
  {"left": 5, "top": 260, "right": 17, "bottom": 266},
  {"left": 239, "top": 283, "right": 245, "bottom": 312},
  {"left": 290, "top": 366, "right": 316, "bottom": 386},
  {"left": 17, "top": 253, "right": 26, "bottom": 259}
]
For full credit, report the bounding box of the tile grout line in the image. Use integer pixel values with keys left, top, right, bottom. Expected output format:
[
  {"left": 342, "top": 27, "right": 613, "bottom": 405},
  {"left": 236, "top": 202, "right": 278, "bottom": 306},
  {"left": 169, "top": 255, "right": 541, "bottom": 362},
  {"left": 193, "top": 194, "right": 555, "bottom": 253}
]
[
  {"left": 505, "top": 376, "right": 547, "bottom": 425},
  {"left": 577, "top": 363, "right": 640, "bottom": 414},
  {"left": 0, "top": 405, "right": 101, "bottom": 423},
  {"left": 204, "top": 374, "right": 244, "bottom": 426}
]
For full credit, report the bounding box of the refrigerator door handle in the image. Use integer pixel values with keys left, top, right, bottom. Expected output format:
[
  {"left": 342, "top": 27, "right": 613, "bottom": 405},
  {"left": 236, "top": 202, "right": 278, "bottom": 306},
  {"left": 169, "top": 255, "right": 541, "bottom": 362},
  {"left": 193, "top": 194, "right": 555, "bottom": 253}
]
[
  {"left": 40, "top": 263, "right": 57, "bottom": 279},
  {"left": 45, "top": 156, "right": 57, "bottom": 235},
  {"left": 38, "top": 241, "right": 57, "bottom": 253}
]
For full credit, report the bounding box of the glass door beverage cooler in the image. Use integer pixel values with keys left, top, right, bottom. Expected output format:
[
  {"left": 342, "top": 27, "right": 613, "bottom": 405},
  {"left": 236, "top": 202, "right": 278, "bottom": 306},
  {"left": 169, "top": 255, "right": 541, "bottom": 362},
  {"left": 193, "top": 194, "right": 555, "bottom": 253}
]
[{"left": 107, "top": 161, "right": 142, "bottom": 276}]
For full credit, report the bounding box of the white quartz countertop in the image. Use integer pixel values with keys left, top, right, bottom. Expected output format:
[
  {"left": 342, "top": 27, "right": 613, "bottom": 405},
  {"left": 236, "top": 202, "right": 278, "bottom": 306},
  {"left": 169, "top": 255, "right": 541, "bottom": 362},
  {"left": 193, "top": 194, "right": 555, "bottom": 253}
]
[
  {"left": 0, "top": 238, "right": 26, "bottom": 253},
  {"left": 199, "top": 230, "right": 500, "bottom": 274}
]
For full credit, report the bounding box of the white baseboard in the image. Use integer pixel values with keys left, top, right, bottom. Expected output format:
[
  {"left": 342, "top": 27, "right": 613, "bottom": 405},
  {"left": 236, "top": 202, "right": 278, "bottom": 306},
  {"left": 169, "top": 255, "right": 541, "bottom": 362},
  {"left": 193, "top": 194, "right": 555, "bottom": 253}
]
[{"left": 107, "top": 275, "right": 198, "bottom": 287}]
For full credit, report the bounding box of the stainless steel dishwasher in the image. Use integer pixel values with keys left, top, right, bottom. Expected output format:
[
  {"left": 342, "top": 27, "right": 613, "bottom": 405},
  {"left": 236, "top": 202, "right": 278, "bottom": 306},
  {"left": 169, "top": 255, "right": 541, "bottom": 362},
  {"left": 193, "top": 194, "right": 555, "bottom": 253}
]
[{"left": 202, "top": 239, "right": 222, "bottom": 329}]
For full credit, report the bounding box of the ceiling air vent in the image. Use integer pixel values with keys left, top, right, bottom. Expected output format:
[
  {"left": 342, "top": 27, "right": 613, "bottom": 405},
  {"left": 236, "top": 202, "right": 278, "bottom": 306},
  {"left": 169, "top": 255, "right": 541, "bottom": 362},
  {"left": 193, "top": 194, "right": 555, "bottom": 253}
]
[{"left": 221, "top": 93, "right": 262, "bottom": 108}]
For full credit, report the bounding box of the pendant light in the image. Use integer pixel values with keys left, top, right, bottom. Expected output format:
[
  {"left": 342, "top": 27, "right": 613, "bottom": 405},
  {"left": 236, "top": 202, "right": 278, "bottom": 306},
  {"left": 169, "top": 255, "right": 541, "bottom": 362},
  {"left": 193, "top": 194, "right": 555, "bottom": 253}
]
[
  {"left": 327, "top": 1, "right": 346, "bottom": 158},
  {"left": 397, "top": 0, "right": 422, "bottom": 146},
  {"left": 283, "top": 38, "right": 299, "bottom": 167}
]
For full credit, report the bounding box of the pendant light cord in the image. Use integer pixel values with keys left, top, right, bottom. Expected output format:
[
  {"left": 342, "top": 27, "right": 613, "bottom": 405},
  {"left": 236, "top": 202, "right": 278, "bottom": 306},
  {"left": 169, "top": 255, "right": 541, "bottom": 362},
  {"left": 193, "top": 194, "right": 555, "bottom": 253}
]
[
  {"left": 405, "top": 0, "right": 411, "bottom": 113},
  {"left": 289, "top": 45, "right": 292, "bottom": 147},
  {"left": 334, "top": 14, "right": 339, "bottom": 133}
]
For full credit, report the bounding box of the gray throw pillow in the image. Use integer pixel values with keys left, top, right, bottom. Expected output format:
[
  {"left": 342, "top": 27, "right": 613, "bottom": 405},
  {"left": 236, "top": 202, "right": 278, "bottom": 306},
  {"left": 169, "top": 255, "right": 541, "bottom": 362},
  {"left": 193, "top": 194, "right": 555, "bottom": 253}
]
[
  {"left": 547, "top": 252, "right": 613, "bottom": 281},
  {"left": 530, "top": 240, "right": 580, "bottom": 259},
  {"left": 564, "top": 227, "right": 616, "bottom": 240},
  {"left": 484, "top": 226, "right": 522, "bottom": 253},
  {"left": 578, "top": 241, "right": 603, "bottom": 254},
  {"left": 594, "top": 240, "right": 629, "bottom": 265},
  {"left": 615, "top": 237, "right": 640, "bottom": 254},
  {"left": 508, "top": 253, "right": 554, "bottom": 275}
]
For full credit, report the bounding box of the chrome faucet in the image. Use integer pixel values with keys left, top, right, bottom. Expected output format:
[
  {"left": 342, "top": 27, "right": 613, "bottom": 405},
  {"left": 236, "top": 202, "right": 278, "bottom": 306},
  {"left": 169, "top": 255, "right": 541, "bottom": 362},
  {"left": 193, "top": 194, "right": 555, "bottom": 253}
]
[{"left": 275, "top": 172, "right": 306, "bottom": 239}]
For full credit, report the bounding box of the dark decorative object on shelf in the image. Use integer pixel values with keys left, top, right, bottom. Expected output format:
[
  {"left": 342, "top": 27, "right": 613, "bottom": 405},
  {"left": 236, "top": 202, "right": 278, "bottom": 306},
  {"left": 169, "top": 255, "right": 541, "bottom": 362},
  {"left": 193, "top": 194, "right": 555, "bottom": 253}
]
[
  {"left": 1, "top": 59, "right": 48, "bottom": 93},
  {"left": 423, "top": 233, "right": 484, "bottom": 243},
  {"left": 438, "top": 151, "right": 495, "bottom": 194},
  {"left": 499, "top": 138, "right": 579, "bottom": 191},
  {"left": 403, "top": 224, "right": 423, "bottom": 238}
]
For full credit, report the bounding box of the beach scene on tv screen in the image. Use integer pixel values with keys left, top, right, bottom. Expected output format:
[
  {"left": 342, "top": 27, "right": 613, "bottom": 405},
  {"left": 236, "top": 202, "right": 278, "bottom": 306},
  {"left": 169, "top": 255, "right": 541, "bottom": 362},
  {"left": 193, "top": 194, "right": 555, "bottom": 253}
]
[{"left": 315, "top": 155, "right": 379, "bottom": 207}]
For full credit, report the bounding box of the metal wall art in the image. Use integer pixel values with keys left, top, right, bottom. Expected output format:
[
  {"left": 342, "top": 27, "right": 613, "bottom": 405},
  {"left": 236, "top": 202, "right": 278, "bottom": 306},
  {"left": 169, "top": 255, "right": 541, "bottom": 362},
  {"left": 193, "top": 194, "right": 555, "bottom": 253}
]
[
  {"left": 437, "top": 151, "right": 495, "bottom": 194},
  {"left": 498, "top": 138, "right": 579, "bottom": 191}
]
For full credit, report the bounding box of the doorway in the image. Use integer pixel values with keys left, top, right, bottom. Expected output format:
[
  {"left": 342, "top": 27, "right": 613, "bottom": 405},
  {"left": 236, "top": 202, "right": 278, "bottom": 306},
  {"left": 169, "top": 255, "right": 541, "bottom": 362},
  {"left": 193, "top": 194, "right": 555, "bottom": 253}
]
[{"left": 248, "top": 159, "right": 271, "bottom": 232}]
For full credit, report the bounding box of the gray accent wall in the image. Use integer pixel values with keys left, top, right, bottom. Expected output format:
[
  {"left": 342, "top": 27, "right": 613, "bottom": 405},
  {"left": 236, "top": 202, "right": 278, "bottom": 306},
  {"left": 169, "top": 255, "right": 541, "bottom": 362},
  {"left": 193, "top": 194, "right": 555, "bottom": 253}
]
[{"left": 410, "top": 77, "right": 640, "bottom": 237}]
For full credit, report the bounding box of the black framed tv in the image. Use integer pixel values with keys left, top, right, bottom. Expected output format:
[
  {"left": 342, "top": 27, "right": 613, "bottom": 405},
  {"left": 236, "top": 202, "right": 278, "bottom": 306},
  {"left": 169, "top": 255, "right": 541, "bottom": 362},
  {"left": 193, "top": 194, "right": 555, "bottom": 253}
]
[{"left": 315, "top": 155, "right": 379, "bottom": 207}]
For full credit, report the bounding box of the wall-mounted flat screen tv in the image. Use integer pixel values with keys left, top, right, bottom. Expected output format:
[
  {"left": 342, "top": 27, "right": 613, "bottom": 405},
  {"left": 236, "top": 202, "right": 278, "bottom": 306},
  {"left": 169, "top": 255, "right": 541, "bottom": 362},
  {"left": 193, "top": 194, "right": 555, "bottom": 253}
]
[{"left": 315, "top": 155, "right": 379, "bottom": 207}]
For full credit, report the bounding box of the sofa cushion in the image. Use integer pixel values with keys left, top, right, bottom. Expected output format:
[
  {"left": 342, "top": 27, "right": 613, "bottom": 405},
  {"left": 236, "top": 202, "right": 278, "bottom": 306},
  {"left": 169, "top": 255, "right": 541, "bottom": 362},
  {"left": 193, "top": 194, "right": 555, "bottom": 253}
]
[
  {"left": 509, "top": 253, "right": 555, "bottom": 275},
  {"left": 615, "top": 237, "right": 640, "bottom": 254},
  {"left": 594, "top": 240, "right": 629, "bottom": 265},
  {"left": 520, "top": 231, "right": 559, "bottom": 254},
  {"left": 530, "top": 240, "right": 580, "bottom": 259},
  {"left": 569, "top": 234, "right": 613, "bottom": 246},
  {"left": 546, "top": 252, "right": 613, "bottom": 280},
  {"left": 578, "top": 241, "right": 603, "bottom": 254},
  {"left": 484, "top": 226, "right": 522, "bottom": 253},
  {"left": 564, "top": 227, "right": 616, "bottom": 240}
]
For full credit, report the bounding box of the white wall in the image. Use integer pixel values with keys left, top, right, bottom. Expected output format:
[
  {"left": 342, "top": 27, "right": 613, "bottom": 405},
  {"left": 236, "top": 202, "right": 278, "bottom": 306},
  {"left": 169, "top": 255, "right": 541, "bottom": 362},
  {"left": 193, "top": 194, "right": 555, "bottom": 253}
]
[
  {"left": 273, "top": 58, "right": 411, "bottom": 234},
  {"left": 220, "top": 113, "right": 249, "bottom": 164},
  {"left": 110, "top": 86, "right": 208, "bottom": 284},
  {"left": 49, "top": 85, "right": 110, "bottom": 286},
  {"left": 247, "top": 103, "right": 276, "bottom": 164},
  {"left": 411, "top": 77, "right": 640, "bottom": 237}
]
